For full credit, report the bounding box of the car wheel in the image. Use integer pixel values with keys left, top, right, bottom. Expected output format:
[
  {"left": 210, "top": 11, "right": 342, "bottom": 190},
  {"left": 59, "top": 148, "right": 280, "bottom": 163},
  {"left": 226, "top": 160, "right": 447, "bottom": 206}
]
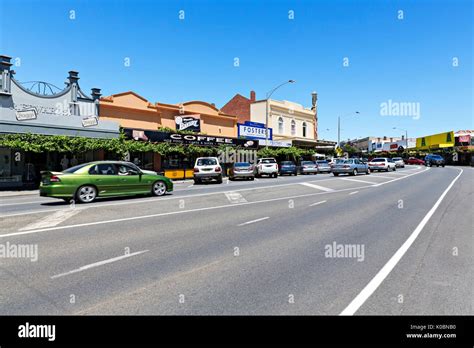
[
  {"left": 351, "top": 169, "right": 358, "bottom": 176},
  {"left": 194, "top": 178, "right": 201, "bottom": 184},
  {"left": 385, "top": 168, "right": 389, "bottom": 172},
  {"left": 250, "top": 177, "right": 255, "bottom": 181},
  {"left": 442, "top": 165, "right": 445, "bottom": 167},
  {"left": 393, "top": 167, "right": 396, "bottom": 171},
  {"left": 76, "top": 185, "right": 97, "bottom": 203},
  {"left": 151, "top": 180, "right": 167, "bottom": 196},
  {"left": 366, "top": 168, "right": 370, "bottom": 175},
  {"left": 216, "top": 175, "right": 223, "bottom": 184},
  {"left": 333, "top": 173, "right": 339, "bottom": 176}
]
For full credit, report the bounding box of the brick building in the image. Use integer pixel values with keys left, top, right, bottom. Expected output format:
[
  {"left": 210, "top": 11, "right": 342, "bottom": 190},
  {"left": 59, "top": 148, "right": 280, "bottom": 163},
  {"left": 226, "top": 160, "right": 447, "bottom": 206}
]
[{"left": 221, "top": 90, "right": 256, "bottom": 124}]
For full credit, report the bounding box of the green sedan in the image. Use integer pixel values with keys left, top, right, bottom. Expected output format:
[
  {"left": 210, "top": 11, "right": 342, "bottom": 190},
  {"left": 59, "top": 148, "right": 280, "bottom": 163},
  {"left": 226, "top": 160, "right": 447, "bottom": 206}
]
[{"left": 40, "top": 161, "right": 173, "bottom": 203}]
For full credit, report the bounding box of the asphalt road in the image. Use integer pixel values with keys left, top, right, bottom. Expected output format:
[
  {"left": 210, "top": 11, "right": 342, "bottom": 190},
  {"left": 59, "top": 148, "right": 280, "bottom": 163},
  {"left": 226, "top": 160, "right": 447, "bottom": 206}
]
[{"left": 0, "top": 165, "right": 472, "bottom": 315}]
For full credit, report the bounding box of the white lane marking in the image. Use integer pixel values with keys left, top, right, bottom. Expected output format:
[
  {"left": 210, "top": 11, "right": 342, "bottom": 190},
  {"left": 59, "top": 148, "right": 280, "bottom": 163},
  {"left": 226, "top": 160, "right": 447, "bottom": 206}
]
[
  {"left": 309, "top": 200, "right": 327, "bottom": 207},
  {"left": 19, "top": 208, "right": 82, "bottom": 231},
  {"left": 238, "top": 216, "right": 269, "bottom": 226},
  {"left": 0, "top": 168, "right": 428, "bottom": 219},
  {"left": 0, "top": 200, "right": 53, "bottom": 207},
  {"left": 51, "top": 250, "right": 149, "bottom": 279},
  {"left": 187, "top": 184, "right": 194, "bottom": 188},
  {"left": 0, "top": 185, "right": 372, "bottom": 238},
  {"left": 341, "top": 177, "right": 376, "bottom": 185},
  {"left": 0, "top": 178, "right": 340, "bottom": 218},
  {"left": 340, "top": 168, "right": 464, "bottom": 316},
  {"left": 372, "top": 167, "right": 429, "bottom": 187},
  {"left": 349, "top": 191, "right": 359, "bottom": 195},
  {"left": 300, "top": 182, "right": 334, "bottom": 192},
  {"left": 368, "top": 174, "right": 395, "bottom": 179},
  {"left": 224, "top": 191, "right": 248, "bottom": 204}
]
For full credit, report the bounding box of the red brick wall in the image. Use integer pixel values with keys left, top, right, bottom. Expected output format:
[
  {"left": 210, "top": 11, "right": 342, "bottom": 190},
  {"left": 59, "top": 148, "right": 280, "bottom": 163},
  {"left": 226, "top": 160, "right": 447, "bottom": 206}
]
[{"left": 221, "top": 93, "right": 254, "bottom": 124}]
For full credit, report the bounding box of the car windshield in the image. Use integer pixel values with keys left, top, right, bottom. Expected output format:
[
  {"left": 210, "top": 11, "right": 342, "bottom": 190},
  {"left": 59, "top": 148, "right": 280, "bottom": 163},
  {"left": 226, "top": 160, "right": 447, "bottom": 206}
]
[
  {"left": 260, "top": 159, "right": 276, "bottom": 164},
  {"left": 234, "top": 162, "right": 250, "bottom": 167},
  {"left": 316, "top": 160, "right": 328, "bottom": 164},
  {"left": 281, "top": 161, "right": 293, "bottom": 165},
  {"left": 197, "top": 158, "right": 217, "bottom": 166},
  {"left": 63, "top": 163, "right": 89, "bottom": 173},
  {"left": 371, "top": 158, "right": 386, "bottom": 162},
  {"left": 343, "top": 159, "right": 354, "bottom": 164},
  {"left": 393, "top": 158, "right": 402, "bottom": 161},
  {"left": 335, "top": 159, "right": 345, "bottom": 163},
  {"left": 301, "top": 161, "right": 315, "bottom": 165},
  {"left": 430, "top": 155, "right": 443, "bottom": 159}
]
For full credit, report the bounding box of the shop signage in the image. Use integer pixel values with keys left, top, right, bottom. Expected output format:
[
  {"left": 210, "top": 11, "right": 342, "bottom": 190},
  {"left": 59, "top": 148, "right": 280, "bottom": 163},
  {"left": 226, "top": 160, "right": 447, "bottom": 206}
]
[
  {"left": 124, "top": 129, "right": 258, "bottom": 148},
  {"left": 175, "top": 115, "right": 200, "bottom": 132},
  {"left": 458, "top": 135, "right": 470, "bottom": 143},
  {"left": 238, "top": 121, "right": 272, "bottom": 140},
  {"left": 15, "top": 108, "right": 37, "bottom": 121},
  {"left": 81, "top": 116, "right": 99, "bottom": 127},
  {"left": 416, "top": 131, "right": 455, "bottom": 149},
  {"left": 258, "top": 139, "right": 292, "bottom": 148}
]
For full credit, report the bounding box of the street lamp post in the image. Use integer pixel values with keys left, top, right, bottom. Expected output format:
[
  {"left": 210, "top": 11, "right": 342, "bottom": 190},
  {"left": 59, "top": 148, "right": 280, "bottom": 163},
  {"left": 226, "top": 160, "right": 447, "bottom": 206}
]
[
  {"left": 393, "top": 127, "right": 408, "bottom": 148},
  {"left": 337, "top": 111, "right": 359, "bottom": 147},
  {"left": 265, "top": 80, "right": 295, "bottom": 149}
]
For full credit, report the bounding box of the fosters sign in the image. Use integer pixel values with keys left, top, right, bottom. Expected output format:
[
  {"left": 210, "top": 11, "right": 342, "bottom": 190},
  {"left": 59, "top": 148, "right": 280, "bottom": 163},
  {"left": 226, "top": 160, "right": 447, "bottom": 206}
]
[
  {"left": 238, "top": 121, "right": 272, "bottom": 140},
  {"left": 416, "top": 131, "right": 454, "bottom": 150}
]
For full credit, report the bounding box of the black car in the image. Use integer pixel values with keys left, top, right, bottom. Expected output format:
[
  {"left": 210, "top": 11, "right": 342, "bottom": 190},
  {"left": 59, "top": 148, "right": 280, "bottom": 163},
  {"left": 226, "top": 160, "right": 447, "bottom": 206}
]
[{"left": 424, "top": 154, "right": 445, "bottom": 167}]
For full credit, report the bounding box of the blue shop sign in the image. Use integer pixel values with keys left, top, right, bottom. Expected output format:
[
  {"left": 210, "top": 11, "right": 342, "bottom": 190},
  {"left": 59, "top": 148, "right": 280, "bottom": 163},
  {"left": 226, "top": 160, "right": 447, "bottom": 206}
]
[{"left": 238, "top": 122, "right": 272, "bottom": 140}]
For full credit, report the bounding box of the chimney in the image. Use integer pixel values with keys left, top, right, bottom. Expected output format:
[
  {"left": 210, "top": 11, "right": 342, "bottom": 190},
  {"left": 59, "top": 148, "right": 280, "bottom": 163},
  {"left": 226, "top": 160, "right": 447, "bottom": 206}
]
[
  {"left": 68, "top": 70, "right": 79, "bottom": 84},
  {"left": 0, "top": 55, "right": 12, "bottom": 71},
  {"left": 91, "top": 88, "right": 101, "bottom": 101},
  {"left": 250, "top": 90, "right": 256, "bottom": 102}
]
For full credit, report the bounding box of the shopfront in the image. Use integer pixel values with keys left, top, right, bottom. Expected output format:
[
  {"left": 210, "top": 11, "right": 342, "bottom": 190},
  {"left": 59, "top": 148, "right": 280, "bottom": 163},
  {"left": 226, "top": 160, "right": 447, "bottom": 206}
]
[
  {"left": 0, "top": 55, "right": 120, "bottom": 189},
  {"left": 100, "top": 91, "right": 257, "bottom": 178}
]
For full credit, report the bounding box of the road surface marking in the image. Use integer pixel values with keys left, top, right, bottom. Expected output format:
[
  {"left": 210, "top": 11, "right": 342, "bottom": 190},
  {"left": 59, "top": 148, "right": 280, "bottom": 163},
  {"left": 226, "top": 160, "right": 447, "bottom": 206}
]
[
  {"left": 309, "top": 200, "right": 327, "bottom": 207},
  {"left": 349, "top": 191, "right": 359, "bottom": 195},
  {"left": 238, "top": 216, "right": 269, "bottom": 226},
  {"left": 0, "top": 185, "right": 372, "bottom": 238},
  {"left": 51, "top": 250, "right": 149, "bottom": 279},
  {"left": 300, "top": 182, "right": 334, "bottom": 192},
  {"left": 0, "top": 200, "right": 53, "bottom": 207},
  {"left": 224, "top": 191, "right": 248, "bottom": 203},
  {"left": 368, "top": 174, "right": 394, "bottom": 179},
  {"left": 372, "top": 167, "right": 429, "bottom": 187},
  {"left": 341, "top": 177, "right": 376, "bottom": 185},
  {"left": 187, "top": 184, "right": 194, "bottom": 188},
  {"left": 340, "top": 168, "right": 463, "bottom": 316},
  {"left": 19, "top": 209, "right": 82, "bottom": 231}
]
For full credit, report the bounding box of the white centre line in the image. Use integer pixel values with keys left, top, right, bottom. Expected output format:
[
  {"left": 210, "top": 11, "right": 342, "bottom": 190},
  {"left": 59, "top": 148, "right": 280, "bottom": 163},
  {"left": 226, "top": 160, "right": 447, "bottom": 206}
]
[
  {"left": 51, "top": 250, "right": 149, "bottom": 279},
  {"left": 309, "top": 200, "right": 327, "bottom": 207},
  {"left": 341, "top": 177, "right": 376, "bottom": 185},
  {"left": 349, "top": 191, "right": 359, "bottom": 195},
  {"left": 300, "top": 182, "right": 334, "bottom": 192},
  {"left": 238, "top": 216, "right": 269, "bottom": 226},
  {"left": 340, "top": 168, "right": 463, "bottom": 316}
]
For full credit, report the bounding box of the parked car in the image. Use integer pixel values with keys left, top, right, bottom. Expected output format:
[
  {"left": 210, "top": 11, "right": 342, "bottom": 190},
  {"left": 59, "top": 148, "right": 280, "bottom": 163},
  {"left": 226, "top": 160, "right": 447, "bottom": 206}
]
[
  {"left": 194, "top": 157, "right": 223, "bottom": 184},
  {"left": 406, "top": 157, "right": 425, "bottom": 165},
  {"left": 368, "top": 157, "right": 396, "bottom": 172},
  {"left": 299, "top": 161, "right": 318, "bottom": 175},
  {"left": 332, "top": 158, "right": 370, "bottom": 176},
  {"left": 329, "top": 158, "right": 345, "bottom": 168},
  {"left": 316, "top": 160, "right": 331, "bottom": 174},
  {"left": 424, "top": 154, "right": 445, "bottom": 167},
  {"left": 392, "top": 157, "right": 405, "bottom": 168},
  {"left": 229, "top": 162, "right": 255, "bottom": 180},
  {"left": 279, "top": 161, "right": 297, "bottom": 176},
  {"left": 255, "top": 158, "right": 278, "bottom": 178},
  {"left": 40, "top": 161, "right": 173, "bottom": 203}
]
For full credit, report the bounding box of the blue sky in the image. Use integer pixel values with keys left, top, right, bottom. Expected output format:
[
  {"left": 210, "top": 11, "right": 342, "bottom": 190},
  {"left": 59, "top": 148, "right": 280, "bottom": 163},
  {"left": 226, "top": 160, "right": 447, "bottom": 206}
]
[{"left": 1, "top": 0, "right": 472, "bottom": 141}]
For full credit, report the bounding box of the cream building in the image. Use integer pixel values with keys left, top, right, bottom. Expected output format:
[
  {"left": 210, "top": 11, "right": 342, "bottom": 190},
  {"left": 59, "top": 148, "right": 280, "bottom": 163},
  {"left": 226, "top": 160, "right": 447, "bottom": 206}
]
[{"left": 250, "top": 99, "right": 317, "bottom": 147}]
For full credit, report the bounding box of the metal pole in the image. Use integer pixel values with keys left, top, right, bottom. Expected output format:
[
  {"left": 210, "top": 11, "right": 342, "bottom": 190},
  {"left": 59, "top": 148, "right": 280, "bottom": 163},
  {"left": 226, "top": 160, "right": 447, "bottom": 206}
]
[
  {"left": 337, "top": 116, "right": 340, "bottom": 146},
  {"left": 265, "top": 98, "right": 269, "bottom": 149}
]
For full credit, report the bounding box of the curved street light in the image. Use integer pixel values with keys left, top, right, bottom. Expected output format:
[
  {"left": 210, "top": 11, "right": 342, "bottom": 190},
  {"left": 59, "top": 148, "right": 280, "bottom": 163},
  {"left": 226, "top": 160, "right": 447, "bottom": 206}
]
[{"left": 265, "top": 80, "right": 296, "bottom": 149}]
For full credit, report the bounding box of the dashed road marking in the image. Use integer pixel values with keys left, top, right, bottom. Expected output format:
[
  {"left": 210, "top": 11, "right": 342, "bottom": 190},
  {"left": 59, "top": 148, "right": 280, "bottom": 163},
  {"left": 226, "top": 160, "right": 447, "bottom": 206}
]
[
  {"left": 300, "top": 182, "right": 334, "bottom": 192},
  {"left": 238, "top": 216, "right": 269, "bottom": 226},
  {"left": 309, "top": 200, "right": 327, "bottom": 207},
  {"left": 341, "top": 177, "right": 376, "bottom": 185}
]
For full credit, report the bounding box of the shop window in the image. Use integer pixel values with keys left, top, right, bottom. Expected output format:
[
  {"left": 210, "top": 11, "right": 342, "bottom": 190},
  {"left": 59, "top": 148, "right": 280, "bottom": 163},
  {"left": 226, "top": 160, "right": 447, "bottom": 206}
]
[
  {"left": 278, "top": 117, "right": 284, "bottom": 134},
  {"left": 302, "top": 122, "right": 307, "bottom": 137},
  {"left": 291, "top": 120, "right": 296, "bottom": 136}
]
